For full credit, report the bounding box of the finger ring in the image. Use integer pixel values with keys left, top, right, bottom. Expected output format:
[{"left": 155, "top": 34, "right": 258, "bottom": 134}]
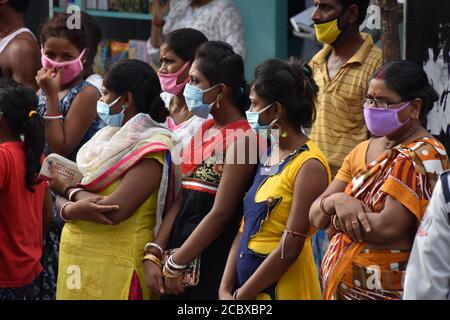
[{"left": 351, "top": 221, "right": 358, "bottom": 224}]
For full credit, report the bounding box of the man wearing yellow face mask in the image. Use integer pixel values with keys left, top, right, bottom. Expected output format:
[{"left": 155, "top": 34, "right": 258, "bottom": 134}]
[{"left": 309, "top": 0, "right": 382, "bottom": 177}]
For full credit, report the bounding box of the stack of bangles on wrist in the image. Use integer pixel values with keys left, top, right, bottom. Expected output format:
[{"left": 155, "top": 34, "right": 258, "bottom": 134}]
[
  {"left": 142, "top": 253, "right": 162, "bottom": 267},
  {"left": 163, "top": 255, "right": 187, "bottom": 278},
  {"left": 43, "top": 113, "right": 63, "bottom": 121},
  {"left": 144, "top": 242, "right": 163, "bottom": 259}
]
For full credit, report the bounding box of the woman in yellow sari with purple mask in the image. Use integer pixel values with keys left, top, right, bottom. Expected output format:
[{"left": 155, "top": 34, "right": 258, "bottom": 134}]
[{"left": 309, "top": 60, "right": 449, "bottom": 300}]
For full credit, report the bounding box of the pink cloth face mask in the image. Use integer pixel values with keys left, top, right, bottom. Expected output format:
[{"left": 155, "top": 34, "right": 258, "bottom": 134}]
[
  {"left": 158, "top": 61, "right": 191, "bottom": 95},
  {"left": 41, "top": 48, "right": 86, "bottom": 86}
]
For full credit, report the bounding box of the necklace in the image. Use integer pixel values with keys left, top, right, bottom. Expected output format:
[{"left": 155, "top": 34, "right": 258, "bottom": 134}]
[
  {"left": 263, "top": 143, "right": 306, "bottom": 172},
  {"left": 264, "top": 145, "right": 289, "bottom": 171}
]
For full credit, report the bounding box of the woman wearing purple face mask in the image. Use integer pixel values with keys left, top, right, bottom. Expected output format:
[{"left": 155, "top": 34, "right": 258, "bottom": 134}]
[
  {"left": 309, "top": 60, "right": 449, "bottom": 300},
  {"left": 158, "top": 28, "right": 209, "bottom": 147},
  {"left": 34, "top": 13, "right": 104, "bottom": 301}
]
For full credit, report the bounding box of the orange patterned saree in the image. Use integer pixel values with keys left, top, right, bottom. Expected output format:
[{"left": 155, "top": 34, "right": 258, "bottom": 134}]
[{"left": 321, "top": 137, "right": 448, "bottom": 300}]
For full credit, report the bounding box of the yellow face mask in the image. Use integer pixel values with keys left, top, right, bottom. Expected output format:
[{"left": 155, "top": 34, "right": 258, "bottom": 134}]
[{"left": 314, "top": 18, "right": 342, "bottom": 45}]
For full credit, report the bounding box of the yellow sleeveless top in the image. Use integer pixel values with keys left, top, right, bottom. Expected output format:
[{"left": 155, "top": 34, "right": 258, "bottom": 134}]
[
  {"left": 242, "top": 140, "right": 331, "bottom": 300},
  {"left": 56, "top": 152, "right": 164, "bottom": 300}
]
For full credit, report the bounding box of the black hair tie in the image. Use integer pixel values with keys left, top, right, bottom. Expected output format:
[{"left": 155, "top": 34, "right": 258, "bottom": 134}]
[{"left": 302, "top": 64, "right": 313, "bottom": 77}]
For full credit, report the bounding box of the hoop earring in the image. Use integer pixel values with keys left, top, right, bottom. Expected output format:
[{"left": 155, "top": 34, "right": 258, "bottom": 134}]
[{"left": 270, "top": 122, "right": 288, "bottom": 138}]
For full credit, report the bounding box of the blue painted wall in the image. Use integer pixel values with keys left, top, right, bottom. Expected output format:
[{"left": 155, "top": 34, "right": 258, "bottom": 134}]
[{"left": 235, "top": 0, "right": 288, "bottom": 81}]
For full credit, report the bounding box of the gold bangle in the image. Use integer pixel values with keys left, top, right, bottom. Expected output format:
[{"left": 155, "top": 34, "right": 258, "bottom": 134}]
[
  {"left": 162, "top": 265, "right": 183, "bottom": 279},
  {"left": 142, "top": 254, "right": 161, "bottom": 267}
]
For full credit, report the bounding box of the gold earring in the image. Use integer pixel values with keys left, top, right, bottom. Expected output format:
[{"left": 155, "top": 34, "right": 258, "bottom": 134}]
[{"left": 270, "top": 122, "right": 288, "bottom": 138}]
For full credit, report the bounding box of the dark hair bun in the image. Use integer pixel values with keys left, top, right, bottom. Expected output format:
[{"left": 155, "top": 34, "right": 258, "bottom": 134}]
[
  {"left": 253, "top": 57, "right": 318, "bottom": 129},
  {"left": 302, "top": 64, "right": 313, "bottom": 77},
  {"left": 162, "top": 28, "right": 208, "bottom": 62},
  {"left": 104, "top": 59, "right": 168, "bottom": 123},
  {"left": 371, "top": 60, "right": 439, "bottom": 127},
  {"left": 194, "top": 41, "right": 250, "bottom": 113}
]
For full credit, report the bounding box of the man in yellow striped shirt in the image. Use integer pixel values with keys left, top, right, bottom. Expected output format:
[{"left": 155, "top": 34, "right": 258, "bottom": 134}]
[{"left": 310, "top": 0, "right": 382, "bottom": 176}]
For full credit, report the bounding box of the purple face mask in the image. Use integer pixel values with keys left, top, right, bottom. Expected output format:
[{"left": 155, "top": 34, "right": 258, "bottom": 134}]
[{"left": 363, "top": 102, "right": 411, "bottom": 137}]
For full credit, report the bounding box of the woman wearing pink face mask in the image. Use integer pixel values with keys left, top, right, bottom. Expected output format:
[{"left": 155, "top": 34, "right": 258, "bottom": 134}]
[
  {"left": 158, "top": 28, "right": 209, "bottom": 147},
  {"left": 309, "top": 60, "right": 449, "bottom": 300},
  {"left": 36, "top": 13, "right": 103, "bottom": 162},
  {"left": 34, "top": 13, "right": 104, "bottom": 300}
]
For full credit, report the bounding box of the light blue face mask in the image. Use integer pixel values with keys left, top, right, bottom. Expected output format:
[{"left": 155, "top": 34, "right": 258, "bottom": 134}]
[
  {"left": 183, "top": 83, "right": 220, "bottom": 119},
  {"left": 96, "top": 96, "right": 125, "bottom": 127},
  {"left": 245, "top": 103, "right": 274, "bottom": 131}
]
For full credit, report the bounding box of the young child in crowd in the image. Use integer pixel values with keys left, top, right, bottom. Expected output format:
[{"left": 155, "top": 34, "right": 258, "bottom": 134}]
[{"left": 0, "top": 79, "right": 52, "bottom": 300}]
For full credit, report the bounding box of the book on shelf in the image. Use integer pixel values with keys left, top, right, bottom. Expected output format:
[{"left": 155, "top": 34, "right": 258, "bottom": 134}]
[{"left": 85, "top": 0, "right": 152, "bottom": 13}]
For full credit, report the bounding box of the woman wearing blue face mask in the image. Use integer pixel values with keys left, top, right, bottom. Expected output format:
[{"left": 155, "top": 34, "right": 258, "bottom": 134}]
[
  {"left": 47, "top": 59, "right": 181, "bottom": 300},
  {"left": 309, "top": 60, "right": 449, "bottom": 300},
  {"left": 143, "top": 41, "right": 259, "bottom": 300},
  {"left": 219, "top": 58, "right": 331, "bottom": 300}
]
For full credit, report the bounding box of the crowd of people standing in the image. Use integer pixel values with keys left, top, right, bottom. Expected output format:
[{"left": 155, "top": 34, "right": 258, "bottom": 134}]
[{"left": 1, "top": 0, "right": 450, "bottom": 300}]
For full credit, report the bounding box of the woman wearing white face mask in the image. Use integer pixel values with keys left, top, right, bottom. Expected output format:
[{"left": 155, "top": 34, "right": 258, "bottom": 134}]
[
  {"left": 47, "top": 59, "right": 181, "bottom": 300},
  {"left": 219, "top": 58, "right": 331, "bottom": 300},
  {"left": 309, "top": 60, "right": 449, "bottom": 300},
  {"left": 157, "top": 28, "right": 209, "bottom": 147}
]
